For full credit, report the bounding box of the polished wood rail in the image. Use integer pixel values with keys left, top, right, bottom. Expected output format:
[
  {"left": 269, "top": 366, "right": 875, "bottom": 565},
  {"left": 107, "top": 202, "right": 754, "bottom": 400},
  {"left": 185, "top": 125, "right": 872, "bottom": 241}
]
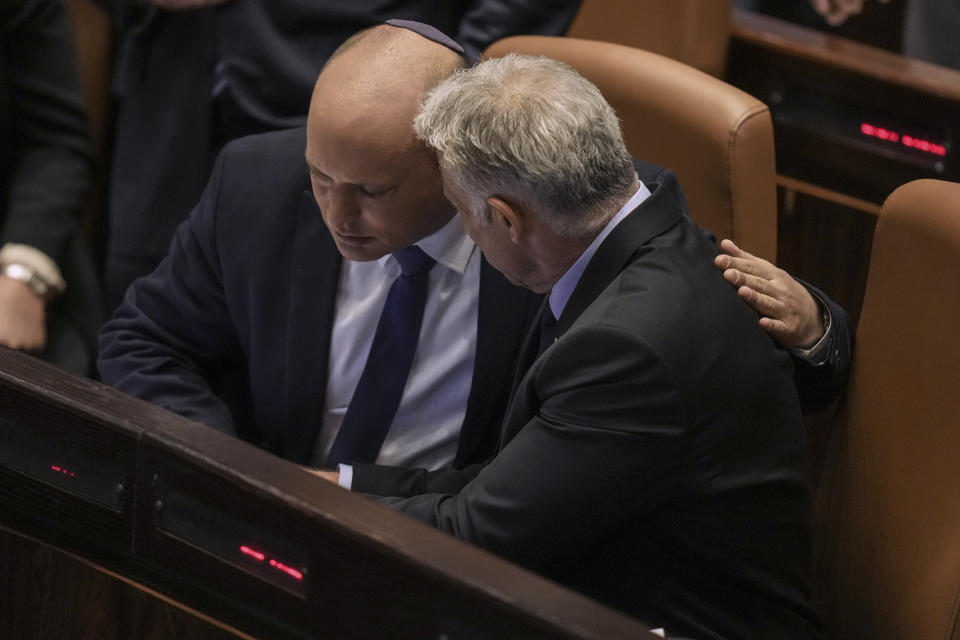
[{"left": 0, "top": 347, "right": 656, "bottom": 640}]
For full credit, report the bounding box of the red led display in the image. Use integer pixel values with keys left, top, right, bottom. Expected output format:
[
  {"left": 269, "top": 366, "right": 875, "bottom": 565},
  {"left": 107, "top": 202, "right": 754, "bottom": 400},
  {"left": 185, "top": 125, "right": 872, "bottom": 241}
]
[
  {"left": 269, "top": 559, "right": 304, "bottom": 581},
  {"left": 240, "top": 545, "right": 265, "bottom": 561},
  {"left": 239, "top": 544, "right": 304, "bottom": 582},
  {"left": 861, "top": 122, "right": 947, "bottom": 156},
  {"left": 51, "top": 464, "right": 76, "bottom": 477}
]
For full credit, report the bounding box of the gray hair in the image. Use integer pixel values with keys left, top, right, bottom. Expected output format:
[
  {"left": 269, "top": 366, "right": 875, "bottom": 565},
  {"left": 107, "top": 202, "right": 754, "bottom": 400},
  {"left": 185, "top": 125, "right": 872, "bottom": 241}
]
[{"left": 413, "top": 54, "right": 637, "bottom": 237}]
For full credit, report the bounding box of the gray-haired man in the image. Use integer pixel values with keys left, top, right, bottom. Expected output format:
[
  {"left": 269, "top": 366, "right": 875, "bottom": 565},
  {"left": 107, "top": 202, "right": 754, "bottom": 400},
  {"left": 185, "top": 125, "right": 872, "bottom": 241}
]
[{"left": 368, "top": 54, "right": 822, "bottom": 639}]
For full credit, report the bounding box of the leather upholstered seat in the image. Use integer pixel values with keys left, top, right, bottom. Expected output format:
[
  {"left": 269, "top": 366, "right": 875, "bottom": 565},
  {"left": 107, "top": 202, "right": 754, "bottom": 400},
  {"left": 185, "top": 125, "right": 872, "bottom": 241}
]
[
  {"left": 813, "top": 179, "right": 960, "bottom": 639},
  {"left": 566, "top": 0, "right": 733, "bottom": 77}
]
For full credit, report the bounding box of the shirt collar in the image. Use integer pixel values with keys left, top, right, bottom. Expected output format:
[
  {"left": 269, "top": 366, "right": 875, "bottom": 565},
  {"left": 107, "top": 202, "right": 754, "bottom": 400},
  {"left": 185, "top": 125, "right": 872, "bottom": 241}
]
[
  {"left": 377, "top": 213, "right": 476, "bottom": 275},
  {"left": 548, "top": 181, "right": 652, "bottom": 320}
]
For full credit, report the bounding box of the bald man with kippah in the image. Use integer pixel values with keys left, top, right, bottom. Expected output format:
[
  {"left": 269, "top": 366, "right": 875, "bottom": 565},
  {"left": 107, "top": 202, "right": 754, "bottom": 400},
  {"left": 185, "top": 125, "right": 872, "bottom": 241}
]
[
  {"left": 99, "top": 0, "right": 584, "bottom": 311},
  {"left": 99, "top": 22, "right": 850, "bottom": 500},
  {"left": 101, "top": 24, "right": 533, "bottom": 492}
]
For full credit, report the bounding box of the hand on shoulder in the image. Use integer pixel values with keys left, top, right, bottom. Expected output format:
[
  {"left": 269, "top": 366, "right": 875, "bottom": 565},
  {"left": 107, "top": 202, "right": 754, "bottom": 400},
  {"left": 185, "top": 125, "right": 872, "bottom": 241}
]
[{"left": 714, "top": 239, "right": 824, "bottom": 350}]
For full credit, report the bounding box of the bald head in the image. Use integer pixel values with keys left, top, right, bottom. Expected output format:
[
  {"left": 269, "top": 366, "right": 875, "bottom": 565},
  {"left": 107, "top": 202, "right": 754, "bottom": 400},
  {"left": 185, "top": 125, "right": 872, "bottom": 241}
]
[
  {"left": 304, "top": 24, "right": 465, "bottom": 262},
  {"left": 313, "top": 24, "right": 466, "bottom": 130}
]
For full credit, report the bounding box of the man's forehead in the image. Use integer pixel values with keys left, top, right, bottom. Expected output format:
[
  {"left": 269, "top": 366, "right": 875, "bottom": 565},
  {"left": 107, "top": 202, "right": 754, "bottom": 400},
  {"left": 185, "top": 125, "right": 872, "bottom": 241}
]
[
  {"left": 306, "top": 123, "right": 424, "bottom": 183},
  {"left": 314, "top": 72, "right": 421, "bottom": 117},
  {"left": 311, "top": 24, "right": 455, "bottom": 123}
]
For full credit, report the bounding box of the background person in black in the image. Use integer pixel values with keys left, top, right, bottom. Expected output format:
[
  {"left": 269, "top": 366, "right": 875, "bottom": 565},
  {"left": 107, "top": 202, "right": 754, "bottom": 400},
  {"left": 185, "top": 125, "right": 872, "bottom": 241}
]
[
  {"left": 0, "top": 0, "right": 103, "bottom": 374},
  {"left": 737, "top": 0, "right": 960, "bottom": 69}
]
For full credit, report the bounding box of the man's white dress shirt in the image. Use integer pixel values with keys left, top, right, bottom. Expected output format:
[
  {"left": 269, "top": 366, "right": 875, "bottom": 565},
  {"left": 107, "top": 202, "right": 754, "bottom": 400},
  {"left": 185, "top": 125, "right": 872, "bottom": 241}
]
[{"left": 311, "top": 214, "right": 480, "bottom": 487}]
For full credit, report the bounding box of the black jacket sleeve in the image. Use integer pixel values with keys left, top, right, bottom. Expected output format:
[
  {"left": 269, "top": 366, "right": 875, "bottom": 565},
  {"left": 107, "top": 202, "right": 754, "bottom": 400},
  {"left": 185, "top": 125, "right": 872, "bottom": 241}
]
[
  {"left": 0, "top": 0, "right": 93, "bottom": 262},
  {"left": 376, "top": 326, "right": 686, "bottom": 573},
  {"left": 97, "top": 148, "right": 244, "bottom": 435},
  {"left": 352, "top": 462, "right": 485, "bottom": 498},
  {"left": 792, "top": 280, "right": 854, "bottom": 413}
]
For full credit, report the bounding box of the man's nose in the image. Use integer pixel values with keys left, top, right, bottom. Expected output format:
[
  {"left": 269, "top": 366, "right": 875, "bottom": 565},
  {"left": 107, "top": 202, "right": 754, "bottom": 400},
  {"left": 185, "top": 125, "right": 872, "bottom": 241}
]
[{"left": 321, "top": 187, "right": 361, "bottom": 229}]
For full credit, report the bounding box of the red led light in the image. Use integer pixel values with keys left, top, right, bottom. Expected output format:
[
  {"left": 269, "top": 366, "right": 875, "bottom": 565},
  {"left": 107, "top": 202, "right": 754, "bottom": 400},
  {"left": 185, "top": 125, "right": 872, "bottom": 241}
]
[
  {"left": 270, "top": 560, "right": 304, "bottom": 581},
  {"left": 239, "top": 545, "right": 304, "bottom": 582},
  {"left": 240, "top": 545, "right": 266, "bottom": 561},
  {"left": 860, "top": 122, "right": 946, "bottom": 156},
  {"left": 51, "top": 464, "right": 76, "bottom": 477}
]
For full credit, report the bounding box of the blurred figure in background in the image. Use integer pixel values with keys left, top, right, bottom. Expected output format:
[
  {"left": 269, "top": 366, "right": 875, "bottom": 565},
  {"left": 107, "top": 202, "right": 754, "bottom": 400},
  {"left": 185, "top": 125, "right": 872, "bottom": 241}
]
[
  {"left": 738, "top": 0, "right": 960, "bottom": 69},
  {"left": 901, "top": 0, "right": 960, "bottom": 69},
  {"left": 93, "top": 0, "right": 583, "bottom": 310},
  {"left": 0, "top": 0, "right": 103, "bottom": 374},
  {"left": 800, "top": 0, "right": 960, "bottom": 68}
]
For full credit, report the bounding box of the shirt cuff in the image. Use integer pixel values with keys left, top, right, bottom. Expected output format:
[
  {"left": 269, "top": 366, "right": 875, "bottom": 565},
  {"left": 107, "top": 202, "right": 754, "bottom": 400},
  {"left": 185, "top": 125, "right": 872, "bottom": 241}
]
[
  {"left": 788, "top": 291, "right": 833, "bottom": 364},
  {"left": 338, "top": 464, "right": 354, "bottom": 490},
  {"left": 0, "top": 243, "right": 66, "bottom": 297}
]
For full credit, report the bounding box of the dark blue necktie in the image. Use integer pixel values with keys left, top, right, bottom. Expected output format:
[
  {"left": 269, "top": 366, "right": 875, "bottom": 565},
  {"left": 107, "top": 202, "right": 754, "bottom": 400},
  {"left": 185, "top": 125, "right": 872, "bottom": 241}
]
[
  {"left": 325, "top": 246, "right": 436, "bottom": 468},
  {"left": 538, "top": 304, "right": 558, "bottom": 356},
  {"left": 509, "top": 299, "right": 559, "bottom": 401}
]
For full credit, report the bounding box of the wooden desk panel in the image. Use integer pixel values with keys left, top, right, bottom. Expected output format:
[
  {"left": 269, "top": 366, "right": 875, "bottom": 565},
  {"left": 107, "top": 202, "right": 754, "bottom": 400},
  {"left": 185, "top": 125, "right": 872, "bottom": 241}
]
[
  {"left": 0, "top": 348, "right": 656, "bottom": 640},
  {"left": 1, "top": 527, "right": 246, "bottom": 640}
]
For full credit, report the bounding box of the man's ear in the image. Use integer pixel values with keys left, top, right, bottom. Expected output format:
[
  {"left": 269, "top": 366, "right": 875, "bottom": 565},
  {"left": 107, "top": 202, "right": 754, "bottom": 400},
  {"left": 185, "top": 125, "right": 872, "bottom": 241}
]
[{"left": 487, "top": 197, "right": 525, "bottom": 244}]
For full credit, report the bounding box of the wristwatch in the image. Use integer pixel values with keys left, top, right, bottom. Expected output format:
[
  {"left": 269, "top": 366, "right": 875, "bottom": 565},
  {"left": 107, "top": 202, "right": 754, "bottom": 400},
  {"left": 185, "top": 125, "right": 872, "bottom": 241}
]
[{"left": 1, "top": 262, "right": 58, "bottom": 301}]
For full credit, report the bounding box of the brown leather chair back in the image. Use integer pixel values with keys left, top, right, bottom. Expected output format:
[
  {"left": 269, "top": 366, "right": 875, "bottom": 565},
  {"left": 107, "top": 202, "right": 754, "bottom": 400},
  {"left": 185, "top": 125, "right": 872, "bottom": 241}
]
[
  {"left": 566, "top": 0, "right": 732, "bottom": 77},
  {"left": 65, "top": 0, "right": 112, "bottom": 241},
  {"left": 813, "top": 179, "right": 960, "bottom": 640},
  {"left": 483, "top": 36, "right": 777, "bottom": 261},
  {"left": 65, "top": 0, "right": 112, "bottom": 154}
]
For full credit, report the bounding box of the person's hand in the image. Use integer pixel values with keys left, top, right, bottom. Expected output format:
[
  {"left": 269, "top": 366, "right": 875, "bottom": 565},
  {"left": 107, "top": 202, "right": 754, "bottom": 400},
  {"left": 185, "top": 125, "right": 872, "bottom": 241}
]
[
  {"left": 150, "top": 0, "right": 234, "bottom": 10},
  {"left": 0, "top": 275, "right": 46, "bottom": 353},
  {"left": 807, "top": 0, "right": 863, "bottom": 26},
  {"left": 714, "top": 239, "right": 824, "bottom": 350},
  {"left": 302, "top": 467, "right": 340, "bottom": 484},
  {"left": 807, "top": 0, "right": 889, "bottom": 26}
]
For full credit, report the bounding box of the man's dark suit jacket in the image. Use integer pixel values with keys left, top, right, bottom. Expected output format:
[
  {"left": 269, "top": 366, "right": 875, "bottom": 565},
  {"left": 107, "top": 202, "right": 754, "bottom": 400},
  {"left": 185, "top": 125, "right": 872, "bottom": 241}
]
[
  {"left": 96, "top": 0, "right": 583, "bottom": 308},
  {"left": 98, "top": 127, "right": 542, "bottom": 476},
  {"left": 378, "top": 180, "right": 822, "bottom": 639}
]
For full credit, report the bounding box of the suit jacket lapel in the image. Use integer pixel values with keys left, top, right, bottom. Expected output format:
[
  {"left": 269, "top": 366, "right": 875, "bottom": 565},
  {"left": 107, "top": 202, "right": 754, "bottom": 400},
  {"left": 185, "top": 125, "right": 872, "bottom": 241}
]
[
  {"left": 454, "top": 257, "right": 542, "bottom": 466},
  {"left": 497, "top": 181, "right": 684, "bottom": 449},
  {"left": 556, "top": 181, "right": 683, "bottom": 336},
  {"left": 282, "top": 189, "right": 341, "bottom": 463}
]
